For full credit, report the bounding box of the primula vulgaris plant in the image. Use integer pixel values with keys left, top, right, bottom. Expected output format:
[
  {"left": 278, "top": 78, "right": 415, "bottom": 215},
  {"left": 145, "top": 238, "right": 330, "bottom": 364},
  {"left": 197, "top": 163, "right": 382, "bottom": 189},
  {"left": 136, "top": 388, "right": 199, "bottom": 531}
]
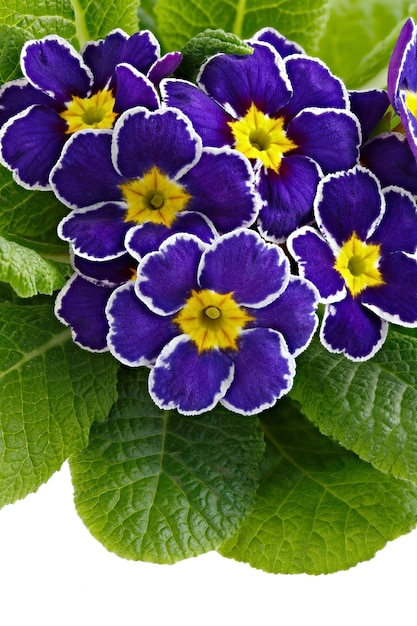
[{"left": 3, "top": 0, "right": 417, "bottom": 575}]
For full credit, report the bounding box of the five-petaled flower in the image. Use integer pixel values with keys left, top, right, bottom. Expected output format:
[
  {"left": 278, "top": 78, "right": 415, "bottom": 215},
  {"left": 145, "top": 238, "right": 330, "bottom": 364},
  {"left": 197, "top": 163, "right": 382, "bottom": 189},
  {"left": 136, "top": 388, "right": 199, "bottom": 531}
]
[
  {"left": 288, "top": 165, "right": 417, "bottom": 361},
  {"left": 0, "top": 29, "right": 181, "bottom": 189},
  {"left": 162, "top": 27, "right": 361, "bottom": 241},
  {"left": 106, "top": 229, "right": 318, "bottom": 415}
]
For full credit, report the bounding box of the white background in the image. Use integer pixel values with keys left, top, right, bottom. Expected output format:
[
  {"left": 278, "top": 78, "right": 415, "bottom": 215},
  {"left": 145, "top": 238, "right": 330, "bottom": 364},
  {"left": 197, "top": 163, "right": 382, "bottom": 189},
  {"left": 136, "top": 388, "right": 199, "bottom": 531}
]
[{"left": 1, "top": 462, "right": 416, "bottom": 626}]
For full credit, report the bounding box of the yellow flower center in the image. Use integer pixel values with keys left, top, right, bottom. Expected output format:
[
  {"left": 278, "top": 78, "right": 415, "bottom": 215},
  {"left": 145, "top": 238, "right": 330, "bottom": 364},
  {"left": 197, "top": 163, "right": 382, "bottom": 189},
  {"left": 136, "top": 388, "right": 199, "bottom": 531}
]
[
  {"left": 174, "top": 289, "right": 254, "bottom": 352},
  {"left": 334, "top": 232, "right": 384, "bottom": 297},
  {"left": 228, "top": 103, "right": 297, "bottom": 172},
  {"left": 120, "top": 166, "right": 191, "bottom": 227},
  {"left": 405, "top": 90, "right": 417, "bottom": 118},
  {"left": 60, "top": 89, "right": 118, "bottom": 134}
]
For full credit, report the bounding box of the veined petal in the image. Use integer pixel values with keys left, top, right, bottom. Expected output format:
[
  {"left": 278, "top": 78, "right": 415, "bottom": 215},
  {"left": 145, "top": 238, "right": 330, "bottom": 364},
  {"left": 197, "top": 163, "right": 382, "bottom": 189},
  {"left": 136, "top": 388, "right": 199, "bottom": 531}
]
[
  {"left": 388, "top": 18, "right": 415, "bottom": 104},
  {"left": 370, "top": 186, "right": 417, "bottom": 254},
  {"left": 0, "top": 78, "right": 55, "bottom": 126},
  {"left": 349, "top": 89, "right": 389, "bottom": 140},
  {"left": 112, "top": 106, "right": 202, "bottom": 179},
  {"left": 106, "top": 281, "right": 177, "bottom": 366},
  {"left": 114, "top": 64, "right": 160, "bottom": 113},
  {"left": 22, "top": 35, "right": 93, "bottom": 102},
  {"left": 148, "top": 52, "right": 182, "bottom": 83},
  {"left": 198, "top": 229, "right": 289, "bottom": 307},
  {"left": 221, "top": 327, "right": 295, "bottom": 415},
  {"left": 252, "top": 27, "right": 305, "bottom": 57},
  {"left": 74, "top": 252, "right": 136, "bottom": 287},
  {"left": 320, "top": 295, "right": 388, "bottom": 361},
  {"left": 149, "top": 335, "right": 234, "bottom": 415},
  {"left": 136, "top": 233, "right": 205, "bottom": 315},
  {"left": 361, "top": 133, "right": 417, "bottom": 196}
]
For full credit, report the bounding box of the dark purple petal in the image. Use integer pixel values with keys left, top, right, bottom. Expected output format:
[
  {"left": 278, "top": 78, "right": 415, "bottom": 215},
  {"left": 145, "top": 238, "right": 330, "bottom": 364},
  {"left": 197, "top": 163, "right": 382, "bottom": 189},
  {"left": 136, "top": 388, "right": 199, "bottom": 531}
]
[
  {"left": 55, "top": 273, "right": 112, "bottom": 351},
  {"left": 256, "top": 155, "right": 321, "bottom": 242},
  {"left": 388, "top": 18, "right": 415, "bottom": 105},
  {"left": 361, "top": 133, "right": 417, "bottom": 195},
  {"left": 106, "top": 282, "right": 178, "bottom": 366},
  {"left": 113, "top": 64, "right": 160, "bottom": 113},
  {"left": 126, "top": 211, "right": 217, "bottom": 259},
  {"left": 0, "top": 105, "right": 66, "bottom": 189},
  {"left": 0, "top": 78, "right": 56, "bottom": 126},
  {"left": 161, "top": 78, "right": 234, "bottom": 147},
  {"left": 222, "top": 328, "right": 295, "bottom": 414},
  {"left": 74, "top": 252, "right": 136, "bottom": 286},
  {"left": 349, "top": 89, "right": 389, "bottom": 140},
  {"left": 370, "top": 186, "right": 417, "bottom": 254},
  {"left": 199, "top": 229, "right": 289, "bottom": 307},
  {"left": 280, "top": 55, "right": 348, "bottom": 120},
  {"left": 58, "top": 202, "right": 130, "bottom": 260},
  {"left": 148, "top": 52, "right": 182, "bottom": 83},
  {"left": 288, "top": 107, "right": 361, "bottom": 173},
  {"left": 180, "top": 147, "right": 259, "bottom": 232},
  {"left": 199, "top": 42, "right": 292, "bottom": 117},
  {"left": 22, "top": 36, "right": 92, "bottom": 102},
  {"left": 247, "top": 275, "right": 319, "bottom": 356},
  {"left": 315, "top": 166, "right": 383, "bottom": 248},
  {"left": 253, "top": 27, "right": 304, "bottom": 57},
  {"left": 287, "top": 226, "right": 345, "bottom": 302},
  {"left": 50, "top": 130, "right": 123, "bottom": 208},
  {"left": 362, "top": 251, "right": 417, "bottom": 325},
  {"left": 321, "top": 294, "right": 388, "bottom": 361},
  {"left": 136, "top": 234, "right": 205, "bottom": 314},
  {"left": 149, "top": 335, "right": 234, "bottom": 415},
  {"left": 113, "top": 106, "right": 201, "bottom": 178}
]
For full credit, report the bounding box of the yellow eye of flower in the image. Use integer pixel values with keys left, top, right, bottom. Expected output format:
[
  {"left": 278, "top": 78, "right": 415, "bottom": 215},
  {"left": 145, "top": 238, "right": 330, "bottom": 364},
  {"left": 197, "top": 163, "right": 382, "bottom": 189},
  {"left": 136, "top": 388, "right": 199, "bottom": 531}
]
[
  {"left": 228, "top": 102, "right": 297, "bottom": 172},
  {"left": 405, "top": 90, "right": 417, "bottom": 119},
  {"left": 60, "top": 89, "right": 118, "bottom": 134},
  {"left": 120, "top": 166, "right": 191, "bottom": 227},
  {"left": 174, "top": 289, "right": 254, "bottom": 352},
  {"left": 334, "top": 232, "right": 384, "bottom": 297}
]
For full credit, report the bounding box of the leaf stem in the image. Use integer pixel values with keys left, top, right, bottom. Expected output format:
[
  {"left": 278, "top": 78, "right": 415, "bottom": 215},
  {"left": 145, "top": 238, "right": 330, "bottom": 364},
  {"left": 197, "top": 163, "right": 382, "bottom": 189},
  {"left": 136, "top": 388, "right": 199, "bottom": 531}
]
[
  {"left": 232, "top": 0, "right": 247, "bottom": 38},
  {"left": 70, "top": 0, "right": 90, "bottom": 48}
]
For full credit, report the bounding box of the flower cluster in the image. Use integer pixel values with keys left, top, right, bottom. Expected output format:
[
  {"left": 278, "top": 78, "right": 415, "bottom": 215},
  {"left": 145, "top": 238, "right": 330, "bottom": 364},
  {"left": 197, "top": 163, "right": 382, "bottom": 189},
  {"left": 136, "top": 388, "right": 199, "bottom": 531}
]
[{"left": 2, "top": 22, "right": 417, "bottom": 413}]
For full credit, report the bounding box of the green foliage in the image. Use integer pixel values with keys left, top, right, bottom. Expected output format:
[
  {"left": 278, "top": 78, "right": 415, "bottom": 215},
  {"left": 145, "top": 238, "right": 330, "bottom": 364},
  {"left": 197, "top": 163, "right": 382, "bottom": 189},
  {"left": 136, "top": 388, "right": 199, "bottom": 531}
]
[
  {"left": 290, "top": 332, "right": 417, "bottom": 485},
  {"left": 220, "top": 399, "right": 417, "bottom": 574},
  {"left": 0, "top": 301, "right": 119, "bottom": 508},
  {"left": 70, "top": 367, "right": 265, "bottom": 563}
]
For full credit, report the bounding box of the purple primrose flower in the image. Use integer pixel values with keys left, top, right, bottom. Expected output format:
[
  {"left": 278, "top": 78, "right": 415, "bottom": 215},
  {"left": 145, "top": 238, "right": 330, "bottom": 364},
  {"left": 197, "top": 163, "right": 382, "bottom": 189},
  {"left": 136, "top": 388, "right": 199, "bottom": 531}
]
[
  {"left": 162, "top": 28, "right": 361, "bottom": 241},
  {"left": 105, "top": 228, "right": 319, "bottom": 416},
  {"left": 0, "top": 30, "right": 181, "bottom": 189},
  {"left": 288, "top": 165, "right": 417, "bottom": 361},
  {"left": 50, "top": 106, "right": 259, "bottom": 260}
]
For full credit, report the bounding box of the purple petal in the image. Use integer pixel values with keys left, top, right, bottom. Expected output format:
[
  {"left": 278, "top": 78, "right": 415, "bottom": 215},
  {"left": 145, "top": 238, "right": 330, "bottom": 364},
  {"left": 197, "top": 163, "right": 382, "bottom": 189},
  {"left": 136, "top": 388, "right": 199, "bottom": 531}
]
[
  {"left": 148, "top": 52, "right": 182, "bottom": 83},
  {"left": 362, "top": 251, "right": 417, "bottom": 326},
  {"left": 106, "top": 281, "right": 178, "bottom": 366},
  {"left": 113, "top": 106, "right": 201, "bottom": 178},
  {"left": 149, "top": 335, "right": 234, "bottom": 415},
  {"left": 256, "top": 155, "right": 321, "bottom": 242},
  {"left": 55, "top": 273, "right": 112, "bottom": 351},
  {"left": 288, "top": 107, "right": 361, "bottom": 173},
  {"left": 198, "top": 42, "right": 292, "bottom": 118},
  {"left": 321, "top": 294, "right": 388, "bottom": 361},
  {"left": 22, "top": 36, "right": 92, "bottom": 102},
  {"left": 252, "top": 27, "right": 305, "bottom": 57},
  {"left": 50, "top": 130, "right": 123, "bottom": 208},
  {"left": 74, "top": 252, "right": 136, "bottom": 286},
  {"left": 349, "top": 89, "right": 389, "bottom": 140},
  {"left": 161, "top": 78, "right": 234, "bottom": 147},
  {"left": 370, "top": 186, "right": 417, "bottom": 254},
  {"left": 222, "top": 328, "right": 295, "bottom": 414},
  {"left": 180, "top": 147, "right": 259, "bottom": 232},
  {"left": 361, "top": 133, "right": 417, "bottom": 195},
  {"left": 0, "top": 78, "right": 56, "bottom": 126},
  {"left": 247, "top": 276, "right": 319, "bottom": 356},
  {"left": 113, "top": 64, "right": 160, "bottom": 113},
  {"left": 198, "top": 229, "right": 289, "bottom": 307},
  {"left": 58, "top": 202, "right": 130, "bottom": 260},
  {"left": 0, "top": 105, "right": 66, "bottom": 189},
  {"left": 136, "top": 233, "right": 205, "bottom": 314},
  {"left": 315, "top": 166, "right": 383, "bottom": 248},
  {"left": 388, "top": 18, "right": 415, "bottom": 105},
  {"left": 281, "top": 55, "right": 348, "bottom": 120},
  {"left": 287, "top": 226, "right": 345, "bottom": 302}
]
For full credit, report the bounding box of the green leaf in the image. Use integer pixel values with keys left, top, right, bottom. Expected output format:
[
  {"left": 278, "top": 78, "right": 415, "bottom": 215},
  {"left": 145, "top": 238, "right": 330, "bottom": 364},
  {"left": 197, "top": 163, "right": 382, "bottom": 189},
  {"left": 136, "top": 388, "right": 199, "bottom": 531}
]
[
  {"left": 0, "top": 234, "right": 69, "bottom": 297},
  {"left": 178, "top": 28, "right": 253, "bottom": 81},
  {"left": 290, "top": 332, "right": 417, "bottom": 484},
  {"left": 0, "top": 301, "right": 119, "bottom": 508},
  {"left": 69, "top": 366, "right": 265, "bottom": 563},
  {"left": 220, "top": 398, "right": 417, "bottom": 574},
  {"left": 316, "top": 0, "right": 417, "bottom": 88},
  {"left": 155, "top": 0, "right": 329, "bottom": 55}
]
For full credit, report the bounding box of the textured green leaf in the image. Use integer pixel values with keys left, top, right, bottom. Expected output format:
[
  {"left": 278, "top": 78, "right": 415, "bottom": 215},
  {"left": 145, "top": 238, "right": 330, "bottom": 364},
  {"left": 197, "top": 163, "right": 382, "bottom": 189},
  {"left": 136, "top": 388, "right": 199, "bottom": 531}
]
[
  {"left": 69, "top": 367, "right": 265, "bottom": 563},
  {"left": 0, "top": 301, "right": 119, "bottom": 508},
  {"left": 317, "top": 0, "right": 417, "bottom": 88},
  {"left": 220, "top": 399, "right": 417, "bottom": 574},
  {"left": 155, "top": 0, "right": 329, "bottom": 55},
  {"left": 290, "top": 332, "right": 417, "bottom": 484}
]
